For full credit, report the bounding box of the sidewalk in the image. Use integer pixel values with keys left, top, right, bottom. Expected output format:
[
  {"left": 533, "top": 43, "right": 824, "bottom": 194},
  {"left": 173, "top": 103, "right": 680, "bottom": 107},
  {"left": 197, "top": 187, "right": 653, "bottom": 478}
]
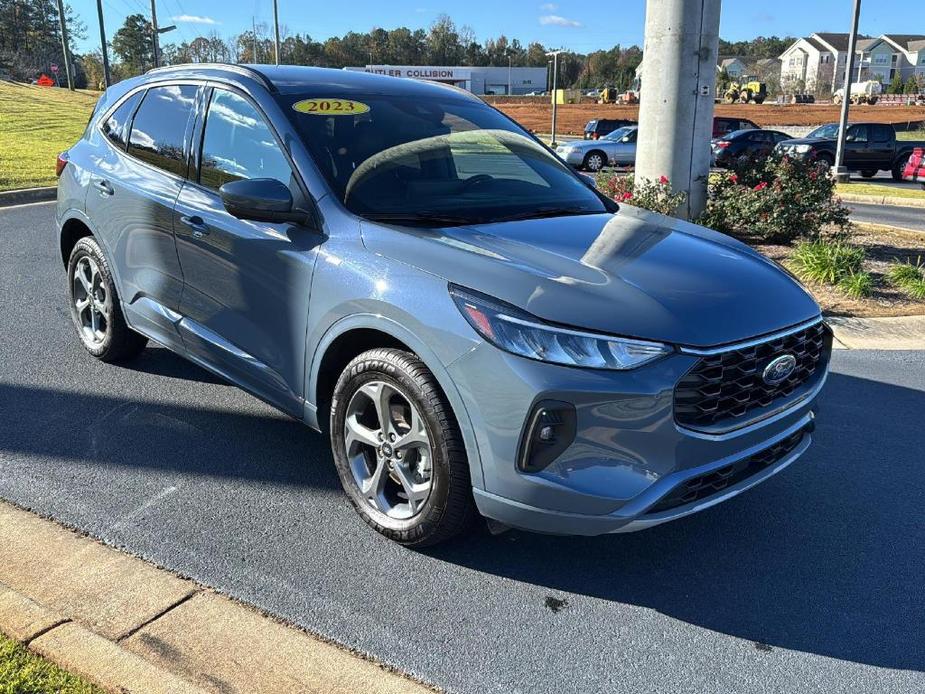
[
  {"left": 0, "top": 501, "right": 432, "bottom": 694},
  {"left": 828, "top": 314, "right": 925, "bottom": 350}
]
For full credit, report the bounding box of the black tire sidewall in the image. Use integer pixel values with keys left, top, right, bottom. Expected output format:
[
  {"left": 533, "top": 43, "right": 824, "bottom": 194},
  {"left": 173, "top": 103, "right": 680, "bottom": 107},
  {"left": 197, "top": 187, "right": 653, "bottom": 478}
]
[
  {"left": 584, "top": 151, "right": 605, "bottom": 171},
  {"left": 330, "top": 350, "right": 462, "bottom": 545},
  {"left": 67, "top": 237, "right": 115, "bottom": 359}
]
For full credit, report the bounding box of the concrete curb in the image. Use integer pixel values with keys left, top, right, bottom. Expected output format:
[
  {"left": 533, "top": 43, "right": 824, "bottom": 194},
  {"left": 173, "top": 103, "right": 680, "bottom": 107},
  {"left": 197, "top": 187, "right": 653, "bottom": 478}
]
[
  {"left": 827, "top": 315, "right": 925, "bottom": 350},
  {"left": 840, "top": 192, "right": 925, "bottom": 209},
  {"left": 0, "top": 187, "right": 56, "bottom": 207},
  {"left": 0, "top": 501, "right": 434, "bottom": 694}
]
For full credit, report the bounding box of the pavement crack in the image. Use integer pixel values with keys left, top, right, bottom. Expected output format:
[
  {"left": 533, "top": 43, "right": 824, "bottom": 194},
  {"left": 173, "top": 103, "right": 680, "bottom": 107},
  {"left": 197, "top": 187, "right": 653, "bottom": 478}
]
[
  {"left": 23, "top": 618, "right": 71, "bottom": 646},
  {"left": 116, "top": 589, "right": 199, "bottom": 643}
]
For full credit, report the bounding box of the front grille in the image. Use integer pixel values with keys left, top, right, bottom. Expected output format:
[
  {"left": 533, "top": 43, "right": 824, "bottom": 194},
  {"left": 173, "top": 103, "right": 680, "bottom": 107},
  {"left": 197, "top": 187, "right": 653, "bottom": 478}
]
[
  {"left": 674, "top": 321, "right": 831, "bottom": 431},
  {"left": 647, "top": 429, "right": 806, "bottom": 514}
]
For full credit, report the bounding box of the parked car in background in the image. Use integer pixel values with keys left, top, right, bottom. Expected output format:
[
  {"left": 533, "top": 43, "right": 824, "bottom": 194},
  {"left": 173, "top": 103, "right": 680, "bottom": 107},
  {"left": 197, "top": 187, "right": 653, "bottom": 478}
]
[
  {"left": 583, "top": 118, "right": 636, "bottom": 140},
  {"left": 558, "top": 125, "right": 638, "bottom": 170},
  {"left": 712, "top": 129, "right": 794, "bottom": 168},
  {"left": 776, "top": 123, "right": 925, "bottom": 180},
  {"left": 713, "top": 116, "right": 760, "bottom": 138},
  {"left": 585, "top": 89, "right": 602, "bottom": 98},
  {"left": 903, "top": 147, "right": 925, "bottom": 185},
  {"left": 56, "top": 64, "right": 830, "bottom": 547}
]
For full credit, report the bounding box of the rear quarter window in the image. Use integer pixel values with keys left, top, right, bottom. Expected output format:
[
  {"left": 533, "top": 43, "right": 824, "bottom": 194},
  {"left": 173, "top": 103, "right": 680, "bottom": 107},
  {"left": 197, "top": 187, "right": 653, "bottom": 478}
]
[{"left": 101, "top": 91, "right": 142, "bottom": 149}]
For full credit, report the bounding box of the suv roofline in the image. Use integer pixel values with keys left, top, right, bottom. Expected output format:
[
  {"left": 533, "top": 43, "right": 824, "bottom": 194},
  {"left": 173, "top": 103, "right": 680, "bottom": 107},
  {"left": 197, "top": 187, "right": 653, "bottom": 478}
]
[{"left": 145, "top": 63, "right": 278, "bottom": 93}]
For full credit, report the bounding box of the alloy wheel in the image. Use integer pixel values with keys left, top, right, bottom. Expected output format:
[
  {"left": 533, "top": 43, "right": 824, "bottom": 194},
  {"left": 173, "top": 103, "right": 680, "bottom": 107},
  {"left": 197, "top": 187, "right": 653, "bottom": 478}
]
[
  {"left": 72, "top": 256, "right": 111, "bottom": 346},
  {"left": 343, "top": 380, "right": 434, "bottom": 520},
  {"left": 587, "top": 153, "right": 604, "bottom": 171}
]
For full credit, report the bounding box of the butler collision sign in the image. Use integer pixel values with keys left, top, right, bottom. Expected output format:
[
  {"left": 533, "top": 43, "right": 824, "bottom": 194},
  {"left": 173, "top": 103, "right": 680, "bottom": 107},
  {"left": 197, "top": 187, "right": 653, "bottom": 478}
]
[{"left": 344, "top": 64, "right": 548, "bottom": 95}]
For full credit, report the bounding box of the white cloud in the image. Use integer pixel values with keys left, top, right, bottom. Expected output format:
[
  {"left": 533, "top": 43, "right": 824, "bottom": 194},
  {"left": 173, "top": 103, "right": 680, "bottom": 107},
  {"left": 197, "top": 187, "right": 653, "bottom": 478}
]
[
  {"left": 540, "top": 2, "right": 558, "bottom": 10},
  {"left": 172, "top": 14, "right": 219, "bottom": 25},
  {"left": 539, "top": 14, "right": 581, "bottom": 27}
]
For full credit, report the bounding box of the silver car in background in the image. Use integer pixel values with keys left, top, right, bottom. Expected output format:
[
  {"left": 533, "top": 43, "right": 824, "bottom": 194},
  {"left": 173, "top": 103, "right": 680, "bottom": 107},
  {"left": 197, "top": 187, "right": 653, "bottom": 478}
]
[{"left": 556, "top": 126, "right": 638, "bottom": 171}]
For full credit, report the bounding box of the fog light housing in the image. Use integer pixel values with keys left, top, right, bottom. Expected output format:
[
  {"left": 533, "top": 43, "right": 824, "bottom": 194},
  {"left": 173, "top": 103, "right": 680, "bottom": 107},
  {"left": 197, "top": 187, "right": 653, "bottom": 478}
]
[{"left": 518, "top": 400, "right": 577, "bottom": 473}]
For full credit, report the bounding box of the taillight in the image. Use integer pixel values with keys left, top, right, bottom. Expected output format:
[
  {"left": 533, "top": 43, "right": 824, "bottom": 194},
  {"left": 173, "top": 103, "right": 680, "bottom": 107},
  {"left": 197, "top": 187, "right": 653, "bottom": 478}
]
[
  {"left": 715, "top": 141, "right": 731, "bottom": 149},
  {"left": 592, "top": 133, "right": 600, "bottom": 140},
  {"left": 56, "top": 151, "right": 69, "bottom": 177}
]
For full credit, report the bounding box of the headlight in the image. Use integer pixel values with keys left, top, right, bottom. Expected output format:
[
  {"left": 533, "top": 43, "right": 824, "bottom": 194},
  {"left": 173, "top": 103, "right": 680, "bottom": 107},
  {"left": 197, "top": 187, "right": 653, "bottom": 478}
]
[
  {"left": 449, "top": 286, "right": 672, "bottom": 370},
  {"left": 794, "top": 144, "right": 812, "bottom": 153}
]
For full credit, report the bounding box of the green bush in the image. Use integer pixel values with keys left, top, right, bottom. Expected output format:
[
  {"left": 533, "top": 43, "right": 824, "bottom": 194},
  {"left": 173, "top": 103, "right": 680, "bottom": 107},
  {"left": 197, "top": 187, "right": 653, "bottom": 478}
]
[
  {"left": 789, "top": 239, "right": 865, "bottom": 285},
  {"left": 886, "top": 258, "right": 924, "bottom": 287},
  {"left": 903, "top": 278, "right": 925, "bottom": 300},
  {"left": 837, "top": 271, "right": 874, "bottom": 298},
  {"left": 595, "top": 172, "right": 688, "bottom": 216},
  {"left": 698, "top": 154, "right": 851, "bottom": 244}
]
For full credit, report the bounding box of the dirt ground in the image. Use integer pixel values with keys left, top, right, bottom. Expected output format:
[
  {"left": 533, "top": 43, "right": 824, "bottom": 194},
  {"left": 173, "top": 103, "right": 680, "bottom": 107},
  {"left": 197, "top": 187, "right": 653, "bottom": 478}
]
[
  {"left": 493, "top": 101, "right": 925, "bottom": 134},
  {"left": 756, "top": 226, "right": 925, "bottom": 318}
]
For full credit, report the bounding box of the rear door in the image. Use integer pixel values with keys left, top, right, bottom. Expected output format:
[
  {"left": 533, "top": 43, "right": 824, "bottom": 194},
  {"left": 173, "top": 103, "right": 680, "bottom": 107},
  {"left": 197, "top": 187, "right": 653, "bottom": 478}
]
[
  {"left": 845, "top": 124, "right": 871, "bottom": 168},
  {"left": 173, "top": 86, "right": 321, "bottom": 415},
  {"left": 85, "top": 84, "right": 199, "bottom": 346},
  {"left": 868, "top": 124, "right": 895, "bottom": 168}
]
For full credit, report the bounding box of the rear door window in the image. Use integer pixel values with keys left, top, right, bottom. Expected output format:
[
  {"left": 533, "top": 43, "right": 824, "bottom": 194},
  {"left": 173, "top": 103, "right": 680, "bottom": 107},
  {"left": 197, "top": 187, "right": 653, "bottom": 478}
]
[
  {"left": 198, "top": 89, "right": 294, "bottom": 191},
  {"left": 128, "top": 85, "right": 198, "bottom": 177},
  {"left": 101, "top": 91, "right": 142, "bottom": 150},
  {"left": 847, "top": 125, "right": 868, "bottom": 143},
  {"left": 871, "top": 125, "right": 893, "bottom": 143}
]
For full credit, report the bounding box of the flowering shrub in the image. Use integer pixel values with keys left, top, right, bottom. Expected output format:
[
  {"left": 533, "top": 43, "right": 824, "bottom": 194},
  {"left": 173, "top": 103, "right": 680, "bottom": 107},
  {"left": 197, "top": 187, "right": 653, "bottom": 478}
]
[
  {"left": 698, "top": 154, "right": 851, "bottom": 244},
  {"left": 595, "top": 171, "right": 688, "bottom": 216}
]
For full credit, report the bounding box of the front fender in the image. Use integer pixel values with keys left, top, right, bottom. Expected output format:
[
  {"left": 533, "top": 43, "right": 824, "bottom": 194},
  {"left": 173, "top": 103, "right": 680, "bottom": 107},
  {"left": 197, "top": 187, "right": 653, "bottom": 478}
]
[{"left": 305, "top": 310, "right": 485, "bottom": 489}]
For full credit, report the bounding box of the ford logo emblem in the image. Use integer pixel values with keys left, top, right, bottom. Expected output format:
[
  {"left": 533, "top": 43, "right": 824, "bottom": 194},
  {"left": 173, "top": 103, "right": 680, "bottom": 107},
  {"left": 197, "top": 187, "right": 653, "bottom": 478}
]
[{"left": 763, "top": 354, "right": 797, "bottom": 385}]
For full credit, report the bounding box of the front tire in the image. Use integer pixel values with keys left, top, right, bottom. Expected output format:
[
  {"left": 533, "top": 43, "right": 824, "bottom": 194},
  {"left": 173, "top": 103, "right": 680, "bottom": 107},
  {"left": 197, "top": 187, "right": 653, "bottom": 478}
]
[
  {"left": 582, "top": 150, "right": 606, "bottom": 172},
  {"left": 67, "top": 236, "right": 147, "bottom": 362},
  {"left": 860, "top": 169, "right": 877, "bottom": 179},
  {"left": 330, "top": 348, "right": 476, "bottom": 547}
]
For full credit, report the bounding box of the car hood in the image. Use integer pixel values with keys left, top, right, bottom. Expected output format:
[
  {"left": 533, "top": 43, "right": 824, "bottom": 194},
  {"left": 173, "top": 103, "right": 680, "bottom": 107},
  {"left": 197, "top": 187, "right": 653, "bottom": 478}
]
[
  {"left": 360, "top": 206, "right": 820, "bottom": 348},
  {"left": 779, "top": 136, "right": 833, "bottom": 146}
]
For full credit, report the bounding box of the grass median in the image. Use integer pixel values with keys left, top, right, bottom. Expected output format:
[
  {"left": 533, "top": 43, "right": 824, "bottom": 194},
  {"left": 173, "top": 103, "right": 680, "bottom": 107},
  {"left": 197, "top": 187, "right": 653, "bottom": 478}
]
[
  {"left": 0, "top": 82, "right": 98, "bottom": 192},
  {"left": 0, "top": 631, "right": 103, "bottom": 694},
  {"left": 836, "top": 182, "right": 925, "bottom": 201}
]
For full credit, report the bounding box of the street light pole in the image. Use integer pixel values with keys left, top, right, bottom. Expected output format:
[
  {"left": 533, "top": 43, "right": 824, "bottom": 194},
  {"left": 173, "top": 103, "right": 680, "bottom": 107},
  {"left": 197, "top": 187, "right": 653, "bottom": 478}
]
[
  {"left": 546, "top": 50, "right": 562, "bottom": 147},
  {"left": 55, "top": 0, "right": 74, "bottom": 90},
  {"left": 96, "top": 0, "right": 111, "bottom": 87},
  {"left": 834, "top": 0, "right": 862, "bottom": 183},
  {"left": 273, "top": 0, "right": 281, "bottom": 65}
]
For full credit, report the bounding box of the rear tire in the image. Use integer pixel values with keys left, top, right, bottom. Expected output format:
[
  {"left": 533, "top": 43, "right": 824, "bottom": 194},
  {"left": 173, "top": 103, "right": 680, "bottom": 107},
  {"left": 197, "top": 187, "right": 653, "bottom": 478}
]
[
  {"left": 67, "top": 236, "right": 147, "bottom": 362},
  {"left": 582, "top": 150, "right": 606, "bottom": 172},
  {"left": 860, "top": 169, "right": 877, "bottom": 179},
  {"left": 330, "top": 348, "right": 477, "bottom": 547},
  {"left": 892, "top": 161, "right": 906, "bottom": 182}
]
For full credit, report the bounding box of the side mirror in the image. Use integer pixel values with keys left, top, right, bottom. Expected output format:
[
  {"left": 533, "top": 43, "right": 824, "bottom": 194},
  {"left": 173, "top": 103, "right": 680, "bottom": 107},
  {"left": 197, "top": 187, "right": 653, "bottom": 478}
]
[
  {"left": 621, "top": 135, "right": 632, "bottom": 143},
  {"left": 219, "top": 178, "right": 305, "bottom": 224}
]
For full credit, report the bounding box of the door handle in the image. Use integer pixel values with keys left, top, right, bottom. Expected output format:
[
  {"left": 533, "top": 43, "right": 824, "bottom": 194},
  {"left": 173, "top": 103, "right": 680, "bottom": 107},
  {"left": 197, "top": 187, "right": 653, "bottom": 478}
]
[
  {"left": 93, "top": 180, "right": 114, "bottom": 196},
  {"left": 180, "top": 215, "right": 210, "bottom": 238}
]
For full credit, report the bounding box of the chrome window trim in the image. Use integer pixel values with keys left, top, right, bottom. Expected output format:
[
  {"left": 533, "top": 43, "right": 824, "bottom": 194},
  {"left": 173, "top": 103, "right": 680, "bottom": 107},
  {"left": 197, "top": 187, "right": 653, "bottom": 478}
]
[{"left": 678, "top": 316, "right": 825, "bottom": 356}]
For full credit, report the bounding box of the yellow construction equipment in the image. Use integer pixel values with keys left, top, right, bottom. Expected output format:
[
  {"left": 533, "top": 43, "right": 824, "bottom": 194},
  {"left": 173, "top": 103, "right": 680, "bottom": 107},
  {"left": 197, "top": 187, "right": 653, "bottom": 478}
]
[{"left": 724, "top": 80, "right": 767, "bottom": 104}]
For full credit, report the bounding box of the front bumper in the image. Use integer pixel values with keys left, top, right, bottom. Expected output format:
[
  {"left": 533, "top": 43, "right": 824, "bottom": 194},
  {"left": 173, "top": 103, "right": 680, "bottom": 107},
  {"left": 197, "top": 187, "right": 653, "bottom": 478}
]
[
  {"left": 449, "top": 328, "right": 828, "bottom": 536},
  {"left": 555, "top": 148, "right": 586, "bottom": 166}
]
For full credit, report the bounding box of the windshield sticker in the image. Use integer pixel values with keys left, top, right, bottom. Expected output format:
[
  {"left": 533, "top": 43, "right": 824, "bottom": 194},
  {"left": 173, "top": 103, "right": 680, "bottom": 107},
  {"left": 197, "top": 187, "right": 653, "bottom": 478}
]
[{"left": 292, "top": 98, "right": 370, "bottom": 116}]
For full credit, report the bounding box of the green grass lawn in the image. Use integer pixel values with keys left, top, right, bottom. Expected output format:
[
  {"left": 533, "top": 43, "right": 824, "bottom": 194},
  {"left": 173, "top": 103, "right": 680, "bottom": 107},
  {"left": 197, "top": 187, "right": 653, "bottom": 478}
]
[
  {"left": 0, "top": 632, "right": 102, "bottom": 694},
  {"left": 0, "top": 81, "right": 99, "bottom": 191},
  {"left": 837, "top": 182, "right": 925, "bottom": 200},
  {"left": 897, "top": 129, "right": 925, "bottom": 141}
]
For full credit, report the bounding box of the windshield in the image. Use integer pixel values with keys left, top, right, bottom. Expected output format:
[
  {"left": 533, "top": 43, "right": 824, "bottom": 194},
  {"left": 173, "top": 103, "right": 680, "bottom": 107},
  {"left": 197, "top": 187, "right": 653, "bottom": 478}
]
[
  {"left": 277, "top": 93, "right": 608, "bottom": 225},
  {"left": 808, "top": 124, "right": 839, "bottom": 139},
  {"left": 603, "top": 126, "right": 633, "bottom": 141}
]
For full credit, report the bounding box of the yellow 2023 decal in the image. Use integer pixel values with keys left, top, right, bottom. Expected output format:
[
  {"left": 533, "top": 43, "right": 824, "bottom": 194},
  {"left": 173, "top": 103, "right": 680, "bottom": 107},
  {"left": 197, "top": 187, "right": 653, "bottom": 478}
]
[{"left": 292, "top": 98, "right": 370, "bottom": 116}]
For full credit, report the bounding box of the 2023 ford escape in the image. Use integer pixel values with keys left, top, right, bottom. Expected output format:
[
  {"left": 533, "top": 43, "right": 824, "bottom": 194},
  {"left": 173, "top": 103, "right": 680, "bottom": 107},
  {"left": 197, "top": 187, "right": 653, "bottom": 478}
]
[{"left": 56, "top": 65, "right": 832, "bottom": 546}]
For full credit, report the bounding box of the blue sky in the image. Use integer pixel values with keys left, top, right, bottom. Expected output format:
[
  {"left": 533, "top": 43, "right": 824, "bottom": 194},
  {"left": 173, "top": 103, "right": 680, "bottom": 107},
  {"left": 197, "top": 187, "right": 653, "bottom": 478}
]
[{"left": 71, "top": 0, "right": 925, "bottom": 56}]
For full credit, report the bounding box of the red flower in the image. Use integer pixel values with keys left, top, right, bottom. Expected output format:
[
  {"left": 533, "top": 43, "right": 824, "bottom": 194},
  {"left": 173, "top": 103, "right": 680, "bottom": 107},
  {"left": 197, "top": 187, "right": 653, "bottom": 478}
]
[
  {"left": 659, "top": 175, "right": 670, "bottom": 185},
  {"left": 619, "top": 192, "right": 633, "bottom": 202},
  {"left": 729, "top": 173, "right": 738, "bottom": 184},
  {"left": 754, "top": 181, "right": 768, "bottom": 191}
]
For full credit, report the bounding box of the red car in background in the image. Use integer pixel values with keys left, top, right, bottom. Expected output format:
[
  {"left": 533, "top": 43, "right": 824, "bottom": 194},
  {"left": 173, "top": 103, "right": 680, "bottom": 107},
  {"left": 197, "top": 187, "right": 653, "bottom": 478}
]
[{"left": 903, "top": 147, "right": 925, "bottom": 186}]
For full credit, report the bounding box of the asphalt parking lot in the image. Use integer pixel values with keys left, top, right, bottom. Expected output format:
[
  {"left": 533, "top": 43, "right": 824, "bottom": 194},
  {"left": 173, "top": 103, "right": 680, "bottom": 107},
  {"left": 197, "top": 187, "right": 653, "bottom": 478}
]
[{"left": 2, "top": 202, "right": 924, "bottom": 693}]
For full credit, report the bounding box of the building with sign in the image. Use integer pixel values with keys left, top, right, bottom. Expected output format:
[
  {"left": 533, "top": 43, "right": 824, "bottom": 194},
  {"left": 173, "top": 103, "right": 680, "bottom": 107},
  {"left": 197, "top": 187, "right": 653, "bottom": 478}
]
[{"left": 344, "top": 65, "right": 548, "bottom": 95}]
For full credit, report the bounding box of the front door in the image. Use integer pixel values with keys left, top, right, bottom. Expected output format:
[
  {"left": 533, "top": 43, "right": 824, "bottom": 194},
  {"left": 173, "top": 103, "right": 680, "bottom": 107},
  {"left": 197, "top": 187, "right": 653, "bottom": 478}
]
[{"left": 173, "top": 87, "right": 321, "bottom": 416}]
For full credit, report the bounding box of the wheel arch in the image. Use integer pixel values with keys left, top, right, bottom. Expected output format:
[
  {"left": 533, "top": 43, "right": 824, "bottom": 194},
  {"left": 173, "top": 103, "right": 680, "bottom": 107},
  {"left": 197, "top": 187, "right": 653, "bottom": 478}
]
[
  {"left": 59, "top": 215, "right": 94, "bottom": 267},
  {"left": 306, "top": 314, "right": 485, "bottom": 489}
]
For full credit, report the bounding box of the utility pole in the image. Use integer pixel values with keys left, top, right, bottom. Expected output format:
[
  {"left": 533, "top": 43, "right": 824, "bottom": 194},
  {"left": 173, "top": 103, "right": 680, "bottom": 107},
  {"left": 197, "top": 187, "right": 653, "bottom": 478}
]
[
  {"left": 635, "top": 0, "right": 722, "bottom": 219},
  {"left": 273, "top": 0, "right": 281, "bottom": 65},
  {"left": 508, "top": 55, "right": 512, "bottom": 95},
  {"left": 835, "top": 0, "right": 862, "bottom": 183},
  {"left": 150, "top": 0, "right": 160, "bottom": 68},
  {"left": 253, "top": 17, "right": 259, "bottom": 63},
  {"left": 546, "top": 50, "right": 562, "bottom": 146},
  {"left": 95, "top": 0, "right": 111, "bottom": 87},
  {"left": 55, "top": 0, "right": 74, "bottom": 90}
]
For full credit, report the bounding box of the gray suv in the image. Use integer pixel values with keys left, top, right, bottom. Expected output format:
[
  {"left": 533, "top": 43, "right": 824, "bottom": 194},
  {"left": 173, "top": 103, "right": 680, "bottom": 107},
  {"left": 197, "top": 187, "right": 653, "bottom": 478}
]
[{"left": 56, "top": 65, "right": 831, "bottom": 546}]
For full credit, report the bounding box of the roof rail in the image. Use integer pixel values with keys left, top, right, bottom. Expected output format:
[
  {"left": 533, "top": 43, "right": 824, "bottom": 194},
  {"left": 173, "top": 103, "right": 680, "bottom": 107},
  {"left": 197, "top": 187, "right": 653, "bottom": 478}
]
[{"left": 144, "top": 63, "right": 278, "bottom": 93}]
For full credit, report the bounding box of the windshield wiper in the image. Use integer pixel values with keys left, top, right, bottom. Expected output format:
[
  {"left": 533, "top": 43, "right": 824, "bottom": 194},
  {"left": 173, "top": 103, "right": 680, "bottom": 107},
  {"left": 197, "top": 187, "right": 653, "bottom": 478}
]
[
  {"left": 494, "top": 207, "right": 601, "bottom": 223},
  {"left": 363, "top": 211, "right": 476, "bottom": 227}
]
